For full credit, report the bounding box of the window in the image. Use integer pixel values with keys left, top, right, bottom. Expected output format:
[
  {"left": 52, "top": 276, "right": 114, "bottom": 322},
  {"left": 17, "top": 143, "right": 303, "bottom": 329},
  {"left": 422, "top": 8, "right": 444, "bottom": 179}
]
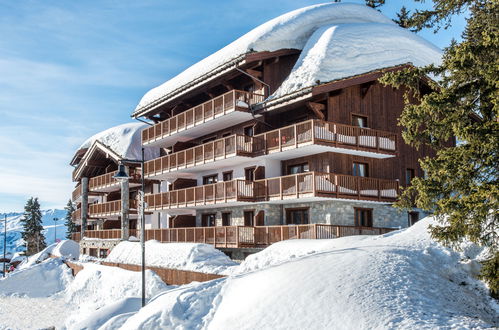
[
  {"left": 353, "top": 162, "right": 369, "bottom": 177},
  {"left": 244, "top": 125, "right": 254, "bottom": 137},
  {"left": 351, "top": 115, "right": 368, "bottom": 128},
  {"left": 244, "top": 167, "right": 255, "bottom": 181},
  {"left": 201, "top": 214, "right": 216, "bottom": 227},
  {"left": 354, "top": 208, "right": 373, "bottom": 227},
  {"left": 244, "top": 210, "right": 254, "bottom": 226},
  {"left": 223, "top": 171, "right": 233, "bottom": 181},
  {"left": 222, "top": 213, "right": 231, "bottom": 226},
  {"left": 203, "top": 174, "right": 218, "bottom": 185},
  {"left": 408, "top": 212, "right": 419, "bottom": 226},
  {"left": 286, "top": 208, "right": 309, "bottom": 225},
  {"left": 288, "top": 163, "right": 310, "bottom": 174},
  {"left": 406, "top": 168, "right": 415, "bottom": 185}
]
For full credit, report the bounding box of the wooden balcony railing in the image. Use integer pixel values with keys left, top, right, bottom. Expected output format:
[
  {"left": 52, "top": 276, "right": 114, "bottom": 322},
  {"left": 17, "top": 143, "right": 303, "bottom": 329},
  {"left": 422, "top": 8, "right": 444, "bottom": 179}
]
[
  {"left": 71, "top": 208, "right": 82, "bottom": 221},
  {"left": 255, "top": 172, "right": 399, "bottom": 202},
  {"left": 89, "top": 169, "right": 141, "bottom": 192},
  {"left": 73, "top": 224, "right": 396, "bottom": 246},
  {"left": 88, "top": 200, "right": 138, "bottom": 217},
  {"left": 254, "top": 119, "right": 397, "bottom": 154},
  {"left": 144, "top": 134, "right": 265, "bottom": 177},
  {"left": 144, "top": 172, "right": 398, "bottom": 210},
  {"left": 72, "top": 185, "right": 82, "bottom": 202},
  {"left": 145, "top": 180, "right": 266, "bottom": 210},
  {"left": 142, "top": 90, "right": 265, "bottom": 145}
]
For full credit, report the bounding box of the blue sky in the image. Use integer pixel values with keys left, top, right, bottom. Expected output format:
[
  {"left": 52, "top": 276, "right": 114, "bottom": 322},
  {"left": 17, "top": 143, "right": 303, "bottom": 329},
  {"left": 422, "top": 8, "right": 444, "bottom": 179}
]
[{"left": 0, "top": 0, "right": 466, "bottom": 212}]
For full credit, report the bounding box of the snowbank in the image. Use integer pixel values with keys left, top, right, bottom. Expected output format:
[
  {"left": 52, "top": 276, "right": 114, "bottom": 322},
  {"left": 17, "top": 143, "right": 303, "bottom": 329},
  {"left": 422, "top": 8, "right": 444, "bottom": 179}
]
[
  {"left": 0, "top": 258, "right": 72, "bottom": 298},
  {"left": 17, "top": 242, "right": 57, "bottom": 270},
  {"left": 64, "top": 263, "right": 169, "bottom": 328},
  {"left": 51, "top": 239, "right": 80, "bottom": 260},
  {"left": 77, "top": 122, "right": 159, "bottom": 161},
  {"left": 106, "top": 240, "right": 238, "bottom": 274},
  {"left": 134, "top": 3, "right": 440, "bottom": 115},
  {"left": 111, "top": 218, "right": 499, "bottom": 329}
]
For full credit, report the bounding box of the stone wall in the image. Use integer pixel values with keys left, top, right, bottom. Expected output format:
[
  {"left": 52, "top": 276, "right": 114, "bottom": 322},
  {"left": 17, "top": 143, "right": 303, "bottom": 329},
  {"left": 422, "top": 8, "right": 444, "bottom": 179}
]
[
  {"left": 196, "top": 200, "right": 423, "bottom": 228},
  {"left": 79, "top": 239, "right": 121, "bottom": 258}
]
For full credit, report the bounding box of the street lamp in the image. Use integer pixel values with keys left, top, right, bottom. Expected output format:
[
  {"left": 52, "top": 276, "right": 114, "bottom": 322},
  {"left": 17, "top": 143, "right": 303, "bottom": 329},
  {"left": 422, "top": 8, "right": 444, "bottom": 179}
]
[
  {"left": 53, "top": 217, "right": 59, "bottom": 244},
  {"left": 3, "top": 215, "right": 6, "bottom": 278},
  {"left": 113, "top": 148, "right": 146, "bottom": 307}
]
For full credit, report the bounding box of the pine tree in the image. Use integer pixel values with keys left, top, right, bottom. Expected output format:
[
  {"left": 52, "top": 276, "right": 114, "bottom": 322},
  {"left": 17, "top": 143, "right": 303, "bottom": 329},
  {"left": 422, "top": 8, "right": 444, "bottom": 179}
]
[
  {"left": 380, "top": 0, "right": 498, "bottom": 297},
  {"left": 21, "top": 197, "right": 46, "bottom": 255},
  {"left": 393, "top": 6, "right": 412, "bottom": 29},
  {"left": 365, "top": 0, "right": 385, "bottom": 10},
  {"left": 64, "top": 199, "right": 77, "bottom": 240}
]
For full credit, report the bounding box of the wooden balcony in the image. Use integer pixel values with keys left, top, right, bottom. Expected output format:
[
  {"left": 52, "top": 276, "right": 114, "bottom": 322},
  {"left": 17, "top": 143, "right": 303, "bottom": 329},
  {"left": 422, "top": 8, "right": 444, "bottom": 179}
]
[
  {"left": 88, "top": 200, "right": 138, "bottom": 218},
  {"left": 145, "top": 180, "right": 265, "bottom": 211},
  {"left": 89, "top": 169, "right": 141, "bottom": 193},
  {"left": 72, "top": 224, "right": 396, "bottom": 247},
  {"left": 254, "top": 119, "right": 397, "bottom": 159},
  {"left": 144, "top": 134, "right": 265, "bottom": 179},
  {"left": 145, "top": 172, "right": 398, "bottom": 212},
  {"left": 71, "top": 208, "right": 82, "bottom": 221},
  {"left": 71, "top": 185, "right": 82, "bottom": 202},
  {"left": 141, "top": 90, "right": 264, "bottom": 147}
]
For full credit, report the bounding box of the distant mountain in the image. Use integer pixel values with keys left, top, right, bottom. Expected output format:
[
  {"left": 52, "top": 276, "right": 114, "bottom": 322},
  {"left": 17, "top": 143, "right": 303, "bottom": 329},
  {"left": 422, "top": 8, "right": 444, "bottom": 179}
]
[{"left": 0, "top": 209, "right": 67, "bottom": 256}]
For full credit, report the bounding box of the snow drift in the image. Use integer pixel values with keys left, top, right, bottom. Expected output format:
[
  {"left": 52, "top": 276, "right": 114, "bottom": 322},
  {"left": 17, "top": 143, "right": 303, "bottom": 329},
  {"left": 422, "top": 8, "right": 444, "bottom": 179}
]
[
  {"left": 117, "top": 218, "right": 499, "bottom": 329},
  {"left": 51, "top": 239, "right": 80, "bottom": 260},
  {"left": 134, "top": 3, "right": 440, "bottom": 114},
  {"left": 0, "top": 258, "right": 72, "bottom": 298},
  {"left": 106, "top": 240, "right": 238, "bottom": 274}
]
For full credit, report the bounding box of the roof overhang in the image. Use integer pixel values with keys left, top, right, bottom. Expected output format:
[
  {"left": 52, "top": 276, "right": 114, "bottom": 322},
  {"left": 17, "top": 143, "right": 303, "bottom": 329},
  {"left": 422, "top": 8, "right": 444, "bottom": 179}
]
[{"left": 72, "top": 141, "right": 122, "bottom": 181}]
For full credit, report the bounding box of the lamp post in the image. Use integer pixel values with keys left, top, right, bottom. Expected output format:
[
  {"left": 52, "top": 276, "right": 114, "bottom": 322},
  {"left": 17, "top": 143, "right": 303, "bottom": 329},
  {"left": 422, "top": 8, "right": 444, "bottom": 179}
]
[
  {"left": 53, "top": 217, "right": 59, "bottom": 244},
  {"left": 113, "top": 148, "right": 146, "bottom": 307},
  {"left": 3, "top": 215, "right": 6, "bottom": 277}
]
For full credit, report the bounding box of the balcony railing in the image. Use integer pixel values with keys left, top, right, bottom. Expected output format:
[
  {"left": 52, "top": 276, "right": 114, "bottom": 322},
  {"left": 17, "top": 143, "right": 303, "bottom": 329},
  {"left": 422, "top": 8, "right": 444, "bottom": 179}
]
[
  {"left": 71, "top": 208, "right": 82, "bottom": 221},
  {"left": 254, "top": 119, "right": 397, "bottom": 155},
  {"left": 89, "top": 169, "right": 141, "bottom": 192},
  {"left": 145, "top": 180, "right": 265, "bottom": 210},
  {"left": 144, "top": 134, "right": 265, "bottom": 178},
  {"left": 142, "top": 90, "right": 265, "bottom": 145},
  {"left": 88, "top": 200, "right": 138, "bottom": 218},
  {"left": 144, "top": 172, "right": 398, "bottom": 211},
  {"left": 72, "top": 224, "right": 396, "bottom": 247},
  {"left": 71, "top": 185, "right": 82, "bottom": 202}
]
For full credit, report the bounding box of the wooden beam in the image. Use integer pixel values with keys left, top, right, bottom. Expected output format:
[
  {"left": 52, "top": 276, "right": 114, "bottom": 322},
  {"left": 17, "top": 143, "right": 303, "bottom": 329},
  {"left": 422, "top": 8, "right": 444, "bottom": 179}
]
[
  {"left": 306, "top": 102, "right": 326, "bottom": 120},
  {"left": 245, "top": 69, "right": 262, "bottom": 79},
  {"left": 244, "top": 49, "right": 301, "bottom": 63}
]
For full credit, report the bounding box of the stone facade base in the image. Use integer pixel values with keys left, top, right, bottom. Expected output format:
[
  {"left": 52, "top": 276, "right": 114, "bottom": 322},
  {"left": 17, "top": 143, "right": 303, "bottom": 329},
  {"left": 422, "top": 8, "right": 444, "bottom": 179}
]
[{"left": 79, "top": 239, "right": 121, "bottom": 258}]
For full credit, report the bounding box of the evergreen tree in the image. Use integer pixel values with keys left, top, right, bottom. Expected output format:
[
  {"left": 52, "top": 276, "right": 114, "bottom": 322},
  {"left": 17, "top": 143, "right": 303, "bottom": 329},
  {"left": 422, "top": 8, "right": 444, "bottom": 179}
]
[
  {"left": 365, "top": 0, "right": 385, "bottom": 10},
  {"left": 21, "top": 197, "right": 46, "bottom": 255},
  {"left": 393, "top": 6, "right": 412, "bottom": 29},
  {"left": 64, "top": 199, "right": 77, "bottom": 240},
  {"left": 380, "top": 0, "right": 498, "bottom": 296}
]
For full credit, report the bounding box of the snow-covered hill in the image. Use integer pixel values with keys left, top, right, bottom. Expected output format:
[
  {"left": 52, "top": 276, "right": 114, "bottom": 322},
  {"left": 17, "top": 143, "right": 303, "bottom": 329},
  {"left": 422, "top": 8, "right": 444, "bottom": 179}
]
[{"left": 0, "top": 209, "right": 67, "bottom": 256}]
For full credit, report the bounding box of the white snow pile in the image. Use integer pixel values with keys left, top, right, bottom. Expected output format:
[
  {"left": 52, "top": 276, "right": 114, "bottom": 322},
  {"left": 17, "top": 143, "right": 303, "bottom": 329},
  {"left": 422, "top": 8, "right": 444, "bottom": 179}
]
[
  {"left": 272, "top": 22, "right": 441, "bottom": 99},
  {"left": 51, "top": 239, "right": 80, "bottom": 260},
  {"left": 0, "top": 258, "right": 72, "bottom": 298},
  {"left": 106, "top": 240, "right": 238, "bottom": 275},
  {"left": 64, "top": 263, "right": 169, "bottom": 329},
  {"left": 77, "top": 122, "right": 159, "bottom": 161},
  {"left": 108, "top": 217, "right": 498, "bottom": 329},
  {"left": 134, "top": 3, "right": 440, "bottom": 114},
  {"left": 17, "top": 242, "right": 57, "bottom": 270}
]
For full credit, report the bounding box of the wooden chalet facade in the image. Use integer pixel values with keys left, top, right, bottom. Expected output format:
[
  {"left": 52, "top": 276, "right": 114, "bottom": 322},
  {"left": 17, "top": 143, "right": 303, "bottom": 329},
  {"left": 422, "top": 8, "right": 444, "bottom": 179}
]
[{"left": 70, "top": 4, "right": 444, "bottom": 257}]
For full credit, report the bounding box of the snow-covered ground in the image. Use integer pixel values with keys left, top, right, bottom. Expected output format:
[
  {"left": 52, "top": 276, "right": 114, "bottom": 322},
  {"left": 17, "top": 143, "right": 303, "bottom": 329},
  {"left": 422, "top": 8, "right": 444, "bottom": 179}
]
[
  {"left": 0, "top": 217, "right": 497, "bottom": 329},
  {"left": 106, "top": 240, "right": 238, "bottom": 274},
  {"left": 0, "top": 209, "right": 68, "bottom": 257}
]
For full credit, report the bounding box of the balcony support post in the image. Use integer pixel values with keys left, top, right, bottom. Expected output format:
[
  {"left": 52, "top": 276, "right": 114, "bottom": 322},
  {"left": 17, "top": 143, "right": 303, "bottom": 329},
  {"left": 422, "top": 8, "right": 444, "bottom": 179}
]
[
  {"left": 120, "top": 167, "right": 130, "bottom": 240},
  {"left": 81, "top": 177, "right": 89, "bottom": 239}
]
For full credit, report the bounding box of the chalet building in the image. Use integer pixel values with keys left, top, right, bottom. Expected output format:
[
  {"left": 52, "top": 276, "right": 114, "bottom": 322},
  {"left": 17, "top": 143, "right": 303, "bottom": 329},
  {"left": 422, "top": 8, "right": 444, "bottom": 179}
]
[{"left": 71, "top": 3, "right": 442, "bottom": 258}]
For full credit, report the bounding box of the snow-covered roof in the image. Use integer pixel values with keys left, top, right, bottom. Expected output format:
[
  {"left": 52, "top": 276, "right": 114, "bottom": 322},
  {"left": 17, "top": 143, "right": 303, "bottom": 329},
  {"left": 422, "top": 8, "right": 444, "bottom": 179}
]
[
  {"left": 132, "top": 3, "right": 399, "bottom": 116},
  {"left": 271, "top": 23, "right": 442, "bottom": 100},
  {"left": 76, "top": 122, "right": 159, "bottom": 162}
]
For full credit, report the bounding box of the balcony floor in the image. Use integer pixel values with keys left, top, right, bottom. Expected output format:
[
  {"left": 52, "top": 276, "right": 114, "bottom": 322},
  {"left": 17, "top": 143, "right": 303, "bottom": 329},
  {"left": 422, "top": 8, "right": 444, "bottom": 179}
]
[{"left": 144, "top": 110, "right": 259, "bottom": 147}]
